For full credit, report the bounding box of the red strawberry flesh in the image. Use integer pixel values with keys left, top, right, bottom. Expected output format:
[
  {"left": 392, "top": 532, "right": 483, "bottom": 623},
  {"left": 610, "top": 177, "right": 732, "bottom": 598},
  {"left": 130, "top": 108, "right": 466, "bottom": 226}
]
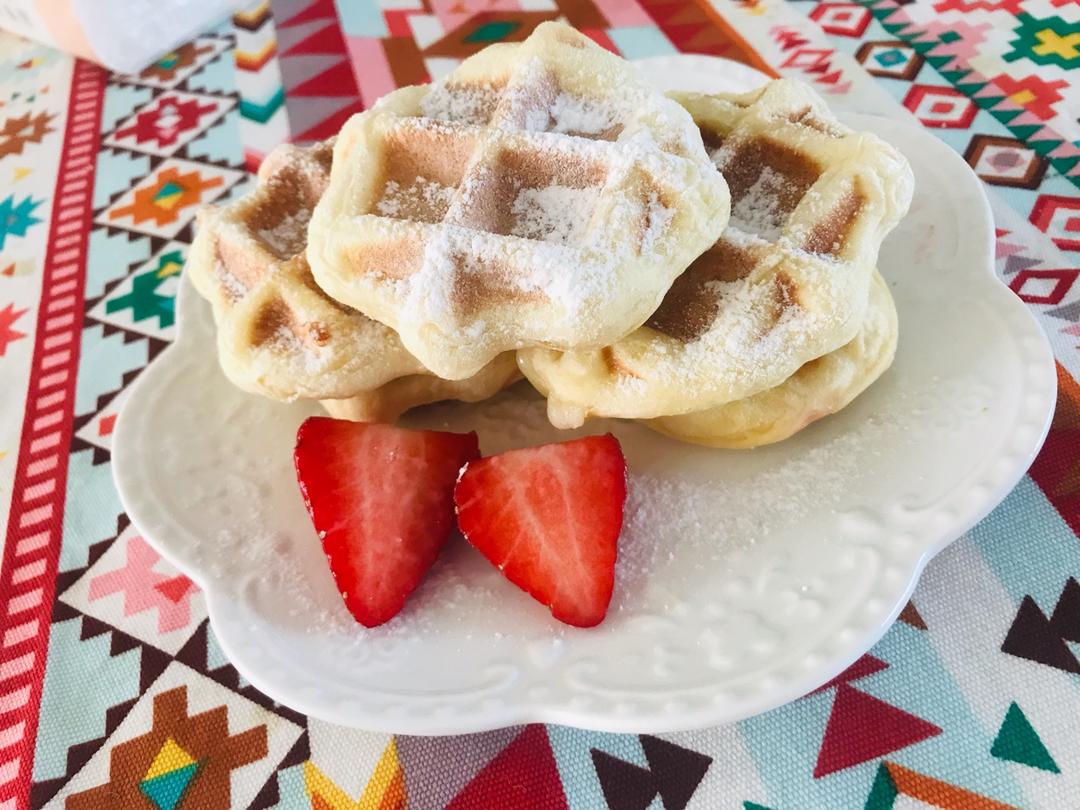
[
  {"left": 454, "top": 434, "right": 627, "bottom": 627},
  {"left": 294, "top": 417, "right": 479, "bottom": 627}
]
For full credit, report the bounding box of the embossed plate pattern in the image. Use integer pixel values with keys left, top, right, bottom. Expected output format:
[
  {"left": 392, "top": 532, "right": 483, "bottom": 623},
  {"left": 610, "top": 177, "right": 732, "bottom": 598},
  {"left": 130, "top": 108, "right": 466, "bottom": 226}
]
[{"left": 113, "top": 58, "right": 1056, "bottom": 734}]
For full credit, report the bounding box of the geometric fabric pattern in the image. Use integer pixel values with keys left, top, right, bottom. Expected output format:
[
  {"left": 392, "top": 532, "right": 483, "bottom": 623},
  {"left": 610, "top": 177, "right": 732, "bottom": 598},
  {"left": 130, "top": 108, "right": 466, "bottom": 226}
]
[
  {"left": 58, "top": 524, "right": 206, "bottom": 654},
  {"left": 92, "top": 242, "right": 187, "bottom": 340},
  {"left": 855, "top": 40, "right": 925, "bottom": 80},
  {"left": 2, "top": 0, "right": 1079, "bottom": 807},
  {"left": 904, "top": 84, "right": 978, "bottom": 129},
  {"left": 0, "top": 110, "right": 56, "bottom": 159},
  {"left": 965, "top": 134, "right": 1049, "bottom": 188},
  {"left": 68, "top": 681, "right": 262, "bottom": 810},
  {"left": 131, "top": 38, "right": 229, "bottom": 90},
  {"left": 98, "top": 158, "right": 242, "bottom": 239},
  {"left": 104, "top": 91, "right": 234, "bottom": 157}
]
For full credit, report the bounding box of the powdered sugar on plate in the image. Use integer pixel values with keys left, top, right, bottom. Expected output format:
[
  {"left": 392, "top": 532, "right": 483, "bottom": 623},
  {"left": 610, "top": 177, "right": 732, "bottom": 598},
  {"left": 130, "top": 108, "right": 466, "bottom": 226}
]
[
  {"left": 132, "top": 320, "right": 947, "bottom": 655},
  {"left": 611, "top": 421, "right": 881, "bottom": 614}
]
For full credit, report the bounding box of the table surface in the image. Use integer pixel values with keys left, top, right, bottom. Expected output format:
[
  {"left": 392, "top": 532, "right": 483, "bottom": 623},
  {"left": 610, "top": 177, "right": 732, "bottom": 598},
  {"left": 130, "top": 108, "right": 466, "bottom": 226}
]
[{"left": 0, "top": 0, "right": 1078, "bottom": 808}]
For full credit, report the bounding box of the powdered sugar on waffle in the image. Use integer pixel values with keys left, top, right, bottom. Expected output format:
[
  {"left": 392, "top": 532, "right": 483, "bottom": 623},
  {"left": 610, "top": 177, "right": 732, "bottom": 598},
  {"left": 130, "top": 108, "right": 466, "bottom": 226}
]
[
  {"left": 306, "top": 22, "right": 732, "bottom": 377},
  {"left": 504, "top": 56, "right": 630, "bottom": 136},
  {"left": 640, "top": 192, "right": 674, "bottom": 255},
  {"left": 263, "top": 324, "right": 332, "bottom": 378},
  {"left": 421, "top": 83, "right": 499, "bottom": 125},
  {"left": 611, "top": 238, "right": 854, "bottom": 396},
  {"left": 376, "top": 178, "right": 456, "bottom": 219},
  {"left": 546, "top": 93, "right": 618, "bottom": 136},
  {"left": 255, "top": 209, "right": 311, "bottom": 259},
  {"left": 728, "top": 167, "right": 787, "bottom": 242},
  {"left": 400, "top": 224, "right": 619, "bottom": 337},
  {"left": 215, "top": 259, "right": 249, "bottom": 301},
  {"left": 268, "top": 324, "right": 304, "bottom": 356},
  {"left": 382, "top": 131, "right": 690, "bottom": 339},
  {"left": 510, "top": 185, "right": 598, "bottom": 245}
]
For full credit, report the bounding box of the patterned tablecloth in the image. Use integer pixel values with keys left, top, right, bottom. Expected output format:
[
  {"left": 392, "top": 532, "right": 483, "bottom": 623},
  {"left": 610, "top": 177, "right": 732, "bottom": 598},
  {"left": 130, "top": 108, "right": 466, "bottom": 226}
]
[{"left": 0, "top": 0, "right": 1078, "bottom": 807}]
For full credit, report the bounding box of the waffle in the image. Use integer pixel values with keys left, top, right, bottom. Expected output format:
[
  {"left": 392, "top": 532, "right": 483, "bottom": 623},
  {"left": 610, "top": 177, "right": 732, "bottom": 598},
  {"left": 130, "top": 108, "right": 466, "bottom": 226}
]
[
  {"left": 646, "top": 270, "right": 897, "bottom": 448},
  {"left": 187, "top": 139, "right": 520, "bottom": 421},
  {"left": 320, "top": 358, "right": 522, "bottom": 423},
  {"left": 518, "top": 79, "right": 914, "bottom": 428},
  {"left": 306, "top": 21, "right": 731, "bottom": 381}
]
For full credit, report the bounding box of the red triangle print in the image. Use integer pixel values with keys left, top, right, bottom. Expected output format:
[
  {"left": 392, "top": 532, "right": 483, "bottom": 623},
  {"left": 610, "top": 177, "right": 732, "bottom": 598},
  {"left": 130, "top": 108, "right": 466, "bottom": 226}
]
[
  {"left": 641, "top": 1, "right": 683, "bottom": 25},
  {"left": 289, "top": 62, "right": 359, "bottom": 98},
  {"left": 279, "top": 0, "right": 337, "bottom": 28},
  {"left": 293, "top": 100, "right": 364, "bottom": 143},
  {"left": 2, "top": 264, "right": 13, "bottom": 276},
  {"left": 446, "top": 726, "right": 568, "bottom": 810},
  {"left": 155, "top": 575, "right": 194, "bottom": 604},
  {"left": 809, "top": 654, "right": 888, "bottom": 695},
  {"left": 814, "top": 684, "right": 941, "bottom": 777},
  {"left": 282, "top": 23, "right": 347, "bottom": 57}
]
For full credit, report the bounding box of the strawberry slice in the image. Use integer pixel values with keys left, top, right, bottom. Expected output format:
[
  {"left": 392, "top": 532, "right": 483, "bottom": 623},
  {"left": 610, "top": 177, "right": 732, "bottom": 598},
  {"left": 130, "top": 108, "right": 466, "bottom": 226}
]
[
  {"left": 294, "top": 417, "right": 479, "bottom": 627},
  {"left": 454, "top": 434, "right": 627, "bottom": 627}
]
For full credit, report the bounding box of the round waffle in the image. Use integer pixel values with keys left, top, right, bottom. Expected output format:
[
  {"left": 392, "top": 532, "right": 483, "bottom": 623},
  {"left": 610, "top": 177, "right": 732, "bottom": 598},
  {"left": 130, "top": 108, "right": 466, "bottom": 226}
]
[
  {"left": 518, "top": 78, "right": 915, "bottom": 427},
  {"left": 518, "top": 78, "right": 914, "bottom": 428},
  {"left": 306, "top": 21, "right": 731, "bottom": 381},
  {"left": 646, "top": 270, "right": 897, "bottom": 448},
  {"left": 187, "top": 139, "right": 519, "bottom": 422}
]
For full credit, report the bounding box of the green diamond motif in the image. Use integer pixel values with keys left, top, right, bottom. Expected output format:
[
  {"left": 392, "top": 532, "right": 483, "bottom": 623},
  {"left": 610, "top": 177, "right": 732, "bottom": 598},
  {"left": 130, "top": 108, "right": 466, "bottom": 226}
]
[{"left": 465, "top": 21, "right": 520, "bottom": 43}]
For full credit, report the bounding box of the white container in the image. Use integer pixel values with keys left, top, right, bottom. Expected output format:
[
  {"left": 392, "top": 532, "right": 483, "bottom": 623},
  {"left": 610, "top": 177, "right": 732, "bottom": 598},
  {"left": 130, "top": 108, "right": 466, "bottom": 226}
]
[{"left": 0, "top": 0, "right": 237, "bottom": 74}]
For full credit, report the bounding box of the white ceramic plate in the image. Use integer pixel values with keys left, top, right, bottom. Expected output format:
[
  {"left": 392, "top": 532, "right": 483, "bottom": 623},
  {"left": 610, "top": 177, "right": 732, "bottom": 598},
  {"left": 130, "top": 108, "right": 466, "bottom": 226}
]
[{"left": 114, "top": 57, "right": 1056, "bottom": 735}]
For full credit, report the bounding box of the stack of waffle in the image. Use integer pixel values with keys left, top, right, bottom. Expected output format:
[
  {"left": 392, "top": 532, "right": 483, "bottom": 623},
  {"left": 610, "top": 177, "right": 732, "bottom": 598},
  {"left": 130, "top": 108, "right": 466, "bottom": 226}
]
[{"left": 189, "top": 22, "right": 913, "bottom": 447}]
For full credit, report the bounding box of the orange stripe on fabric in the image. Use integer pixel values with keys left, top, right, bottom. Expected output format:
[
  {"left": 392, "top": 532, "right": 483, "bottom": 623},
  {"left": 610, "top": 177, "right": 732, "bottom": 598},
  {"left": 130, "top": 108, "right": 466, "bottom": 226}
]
[
  {"left": 235, "top": 41, "right": 278, "bottom": 71},
  {"left": 691, "top": 0, "right": 780, "bottom": 78},
  {"left": 885, "top": 762, "right": 1019, "bottom": 810},
  {"left": 1055, "top": 361, "right": 1080, "bottom": 429},
  {"left": 379, "top": 769, "right": 407, "bottom": 810}
]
